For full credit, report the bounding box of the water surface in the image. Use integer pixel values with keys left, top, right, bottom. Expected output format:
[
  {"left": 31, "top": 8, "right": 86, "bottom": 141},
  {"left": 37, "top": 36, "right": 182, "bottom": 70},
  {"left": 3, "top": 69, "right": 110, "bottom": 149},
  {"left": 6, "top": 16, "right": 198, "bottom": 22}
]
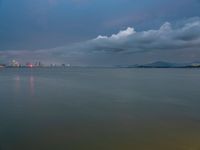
[{"left": 0, "top": 68, "right": 200, "bottom": 150}]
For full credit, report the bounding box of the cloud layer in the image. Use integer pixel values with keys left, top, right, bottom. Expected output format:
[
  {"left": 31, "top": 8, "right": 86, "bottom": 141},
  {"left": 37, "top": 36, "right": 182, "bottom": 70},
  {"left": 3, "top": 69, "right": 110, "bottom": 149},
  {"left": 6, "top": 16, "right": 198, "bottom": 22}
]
[
  {"left": 90, "top": 17, "right": 200, "bottom": 53},
  {"left": 1, "top": 17, "right": 200, "bottom": 65}
]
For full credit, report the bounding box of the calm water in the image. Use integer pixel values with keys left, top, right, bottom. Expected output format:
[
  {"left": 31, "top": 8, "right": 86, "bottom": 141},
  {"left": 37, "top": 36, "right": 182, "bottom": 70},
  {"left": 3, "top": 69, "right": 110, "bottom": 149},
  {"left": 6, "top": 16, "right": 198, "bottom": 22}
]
[{"left": 0, "top": 68, "right": 200, "bottom": 150}]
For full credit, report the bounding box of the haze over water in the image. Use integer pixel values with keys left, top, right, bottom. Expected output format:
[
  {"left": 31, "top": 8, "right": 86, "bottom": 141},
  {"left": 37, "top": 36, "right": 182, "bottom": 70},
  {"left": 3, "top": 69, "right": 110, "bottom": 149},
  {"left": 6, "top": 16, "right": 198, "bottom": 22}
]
[{"left": 0, "top": 68, "right": 200, "bottom": 150}]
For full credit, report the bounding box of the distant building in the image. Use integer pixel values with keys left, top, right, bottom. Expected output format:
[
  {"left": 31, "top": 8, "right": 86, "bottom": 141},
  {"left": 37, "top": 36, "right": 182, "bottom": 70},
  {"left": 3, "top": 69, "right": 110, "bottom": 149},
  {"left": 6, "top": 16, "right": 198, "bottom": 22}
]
[
  {"left": 0, "top": 64, "right": 6, "bottom": 68},
  {"left": 26, "top": 62, "right": 33, "bottom": 68},
  {"left": 38, "top": 62, "right": 42, "bottom": 67},
  {"left": 11, "top": 60, "right": 20, "bottom": 67},
  {"left": 34, "top": 61, "right": 43, "bottom": 67}
]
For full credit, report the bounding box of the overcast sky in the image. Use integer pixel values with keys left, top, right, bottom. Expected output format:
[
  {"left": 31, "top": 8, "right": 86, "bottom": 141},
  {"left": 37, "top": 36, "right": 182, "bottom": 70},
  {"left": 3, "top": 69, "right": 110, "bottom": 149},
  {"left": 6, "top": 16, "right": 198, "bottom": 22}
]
[{"left": 0, "top": 0, "right": 200, "bottom": 65}]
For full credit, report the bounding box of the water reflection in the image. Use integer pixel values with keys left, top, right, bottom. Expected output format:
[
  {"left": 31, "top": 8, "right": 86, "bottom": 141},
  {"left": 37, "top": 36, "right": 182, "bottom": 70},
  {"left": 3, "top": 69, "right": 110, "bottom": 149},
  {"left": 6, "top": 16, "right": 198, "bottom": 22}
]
[
  {"left": 29, "top": 76, "right": 35, "bottom": 96},
  {"left": 14, "top": 75, "right": 20, "bottom": 93},
  {"left": 13, "top": 75, "right": 35, "bottom": 96}
]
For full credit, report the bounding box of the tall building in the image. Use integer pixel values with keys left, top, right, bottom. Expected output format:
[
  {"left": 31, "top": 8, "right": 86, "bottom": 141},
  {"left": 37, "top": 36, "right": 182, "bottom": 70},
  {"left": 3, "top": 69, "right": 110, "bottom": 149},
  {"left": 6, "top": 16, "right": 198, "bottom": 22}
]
[{"left": 11, "top": 60, "right": 20, "bottom": 67}]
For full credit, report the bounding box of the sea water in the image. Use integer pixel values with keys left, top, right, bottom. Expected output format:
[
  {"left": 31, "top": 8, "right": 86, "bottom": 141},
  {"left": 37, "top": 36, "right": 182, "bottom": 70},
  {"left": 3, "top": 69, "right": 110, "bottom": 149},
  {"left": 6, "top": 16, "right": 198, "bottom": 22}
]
[{"left": 0, "top": 68, "right": 200, "bottom": 150}]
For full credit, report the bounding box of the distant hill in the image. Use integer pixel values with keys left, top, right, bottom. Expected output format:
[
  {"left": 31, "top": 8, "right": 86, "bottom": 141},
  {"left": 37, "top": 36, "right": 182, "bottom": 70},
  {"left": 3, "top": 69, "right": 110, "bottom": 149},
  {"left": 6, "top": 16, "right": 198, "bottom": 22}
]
[
  {"left": 137, "top": 61, "right": 177, "bottom": 68},
  {"left": 127, "top": 61, "right": 200, "bottom": 68}
]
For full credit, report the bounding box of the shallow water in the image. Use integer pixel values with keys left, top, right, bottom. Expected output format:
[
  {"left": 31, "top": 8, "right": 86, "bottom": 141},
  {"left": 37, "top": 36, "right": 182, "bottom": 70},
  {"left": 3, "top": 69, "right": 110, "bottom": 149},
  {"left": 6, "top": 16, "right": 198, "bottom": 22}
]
[{"left": 0, "top": 68, "right": 200, "bottom": 150}]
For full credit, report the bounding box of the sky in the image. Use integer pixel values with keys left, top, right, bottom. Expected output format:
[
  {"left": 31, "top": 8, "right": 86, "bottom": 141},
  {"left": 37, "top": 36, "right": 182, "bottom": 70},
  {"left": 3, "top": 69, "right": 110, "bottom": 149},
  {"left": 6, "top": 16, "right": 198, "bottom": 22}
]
[{"left": 0, "top": 0, "right": 200, "bottom": 65}]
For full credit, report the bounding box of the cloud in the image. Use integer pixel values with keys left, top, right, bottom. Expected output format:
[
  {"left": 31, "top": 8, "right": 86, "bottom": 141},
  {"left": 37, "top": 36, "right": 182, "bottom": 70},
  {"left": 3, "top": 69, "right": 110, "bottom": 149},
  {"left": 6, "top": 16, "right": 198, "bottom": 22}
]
[
  {"left": 1, "top": 17, "right": 200, "bottom": 65},
  {"left": 90, "top": 17, "right": 200, "bottom": 53},
  {"left": 96, "top": 27, "right": 135, "bottom": 40}
]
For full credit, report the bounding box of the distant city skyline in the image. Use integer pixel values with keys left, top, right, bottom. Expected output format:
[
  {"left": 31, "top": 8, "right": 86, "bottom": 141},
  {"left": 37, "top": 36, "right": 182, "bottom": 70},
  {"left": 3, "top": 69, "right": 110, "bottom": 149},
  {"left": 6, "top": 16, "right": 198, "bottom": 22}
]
[{"left": 0, "top": 0, "right": 200, "bottom": 65}]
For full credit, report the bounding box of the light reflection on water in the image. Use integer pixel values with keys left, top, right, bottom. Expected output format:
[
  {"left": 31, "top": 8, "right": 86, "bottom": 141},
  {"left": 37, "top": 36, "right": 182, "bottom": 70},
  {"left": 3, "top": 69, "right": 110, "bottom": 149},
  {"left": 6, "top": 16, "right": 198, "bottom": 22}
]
[
  {"left": 0, "top": 68, "right": 200, "bottom": 150},
  {"left": 29, "top": 76, "right": 35, "bottom": 96},
  {"left": 14, "top": 76, "right": 20, "bottom": 93},
  {"left": 13, "top": 75, "right": 35, "bottom": 96}
]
